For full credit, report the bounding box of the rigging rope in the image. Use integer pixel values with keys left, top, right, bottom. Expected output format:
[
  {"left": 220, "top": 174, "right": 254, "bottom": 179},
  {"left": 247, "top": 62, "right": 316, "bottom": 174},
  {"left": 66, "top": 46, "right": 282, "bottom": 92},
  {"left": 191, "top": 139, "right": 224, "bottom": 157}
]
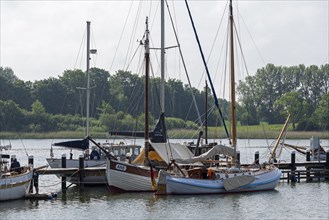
[
  {"left": 109, "top": 0, "right": 135, "bottom": 73},
  {"left": 74, "top": 28, "right": 86, "bottom": 70},
  {"left": 165, "top": 0, "right": 203, "bottom": 128},
  {"left": 183, "top": 0, "right": 231, "bottom": 144}
]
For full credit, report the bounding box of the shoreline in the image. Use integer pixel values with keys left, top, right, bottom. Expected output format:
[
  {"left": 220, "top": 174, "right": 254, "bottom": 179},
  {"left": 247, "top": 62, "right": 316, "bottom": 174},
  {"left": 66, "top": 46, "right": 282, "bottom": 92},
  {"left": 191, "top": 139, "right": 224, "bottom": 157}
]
[{"left": 1, "top": 130, "right": 328, "bottom": 140}]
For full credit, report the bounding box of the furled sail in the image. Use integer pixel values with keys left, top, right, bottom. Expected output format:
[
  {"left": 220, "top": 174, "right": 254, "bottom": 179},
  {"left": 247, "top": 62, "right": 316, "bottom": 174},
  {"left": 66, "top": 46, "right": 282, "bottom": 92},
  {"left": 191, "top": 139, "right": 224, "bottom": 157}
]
[
  {"left": 174, "top": 145, "right": 235, "bottom": 164},
  {"left": 52, "top": 139, "right": 89, "bottom": 150}
]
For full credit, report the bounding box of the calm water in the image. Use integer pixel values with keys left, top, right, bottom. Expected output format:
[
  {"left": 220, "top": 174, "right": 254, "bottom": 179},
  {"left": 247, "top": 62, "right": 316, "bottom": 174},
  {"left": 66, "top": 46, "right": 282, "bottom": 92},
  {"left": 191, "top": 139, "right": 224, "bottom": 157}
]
[{"left": 1, "top": 138, "right": 329, "bottom": 220}]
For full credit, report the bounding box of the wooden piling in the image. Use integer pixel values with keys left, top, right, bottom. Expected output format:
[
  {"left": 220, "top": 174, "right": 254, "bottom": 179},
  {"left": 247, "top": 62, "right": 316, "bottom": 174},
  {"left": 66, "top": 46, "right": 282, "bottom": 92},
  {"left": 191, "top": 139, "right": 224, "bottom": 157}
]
[
  {"left": 326, "top": 150, "right": 329, "bottom": 180},
  {"left": 254, "top": 151, "right": 259, "bottom": 164},
  {"left": 28, "top": 156, "right": 34, "bottom": 193},
  {"left": 61, "top": 154, "right": 66, "bottom": 192},
  {"left": 306, "top": 150, "right": 311, "bottom": 181},
  {"left": 79, "top": 155, "right": 84, "bottom": 190},
  {"left": 290, "top": 151, "right": 296, "bottom": 182},
  {"left": 28, "top": 155, "right": 34, "bottom": 168},
  {"left": 236, "top": 151, "right": 240, "bottom": 165}
]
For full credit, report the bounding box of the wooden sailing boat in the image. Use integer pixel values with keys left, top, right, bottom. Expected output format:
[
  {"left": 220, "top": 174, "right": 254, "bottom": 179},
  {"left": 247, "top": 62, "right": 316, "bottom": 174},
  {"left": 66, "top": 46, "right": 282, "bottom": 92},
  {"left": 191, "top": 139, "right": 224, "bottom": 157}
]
[
  {"left": 156, "top": 0, "right": 282, "bottom": 195},
  {"left": 106, "top": 14, "right": 197, "bottom": 192},
  {"left": 106, "top": 17, "right": 157, "bottom": 192},
  {"left": 0, "top": 145, "right": 33, "bottom": 201}
]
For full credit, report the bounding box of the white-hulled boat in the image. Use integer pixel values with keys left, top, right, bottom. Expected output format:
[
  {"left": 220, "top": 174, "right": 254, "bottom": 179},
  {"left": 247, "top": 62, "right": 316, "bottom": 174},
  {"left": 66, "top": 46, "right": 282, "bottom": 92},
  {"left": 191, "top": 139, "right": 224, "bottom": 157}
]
[
  {"left": 106, "top": 141, "right": 195, "bottom": 192},
  {"left": 46, "top": 140, "right": 141, "bottom": 185},
  {"left": 104, "top": 16, "right": 201, "bottom": 192},
  {"left": 156, "top": 0, "right": 282, "bottom": 195},
  {"left": 163, "top": 167, "right": 281, "bottom": 195},
  {"left": 1, "top": 147, "right": 33, "bottom": 201}
]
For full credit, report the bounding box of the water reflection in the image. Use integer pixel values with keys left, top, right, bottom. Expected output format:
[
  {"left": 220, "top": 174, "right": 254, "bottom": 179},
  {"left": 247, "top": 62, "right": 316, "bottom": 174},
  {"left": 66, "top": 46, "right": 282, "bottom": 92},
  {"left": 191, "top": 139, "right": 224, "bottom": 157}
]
[{"left": 1, "top": 139, "right": 328, "bottom": 219}]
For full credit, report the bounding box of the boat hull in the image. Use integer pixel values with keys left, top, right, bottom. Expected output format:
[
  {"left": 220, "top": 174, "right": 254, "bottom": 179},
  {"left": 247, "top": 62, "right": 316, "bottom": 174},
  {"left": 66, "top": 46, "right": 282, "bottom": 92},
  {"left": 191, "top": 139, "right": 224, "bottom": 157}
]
[
  {"left": 163, "top": 167, "right": 281, "bottom": 195},
  {"left": 46, "top": 158, "right": 107, "bottom": 185},
  {"left": 107, "top": 160, "right": 157, "bottom": 192},
  {"left": 0, "top": 169, "right": 33, "bottom": 201}
]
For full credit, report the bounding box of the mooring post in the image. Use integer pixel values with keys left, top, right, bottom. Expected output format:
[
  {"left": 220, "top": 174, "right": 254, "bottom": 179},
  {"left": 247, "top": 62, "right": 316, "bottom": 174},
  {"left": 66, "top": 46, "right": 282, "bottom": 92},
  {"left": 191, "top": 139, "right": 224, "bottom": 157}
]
[
  {"left": 325, "top": 150, "right": 329, "bottom": 180},
  {"left": 254, "top": 151, "right": 259, "bottom": 164},
  {"left": 79, "top": 154, "right": 85, "bottom": 190},
  {"left": 290, "top": 151, "right": 296, "bottom": 182},
  {"left": 236, "top": 151, "right": 240, "bottom": 165},
  {"left": 28, "top": 156, "right": 34, "bottom": 193},
  {"left": 306, "top": 150, "right": 311, "bottom": 181},
  {"left": 28, "top": 155, "right": 34, "bottom": 168},
  {"left": 61, "top": 154, "right": 66, "bottom": 192}
]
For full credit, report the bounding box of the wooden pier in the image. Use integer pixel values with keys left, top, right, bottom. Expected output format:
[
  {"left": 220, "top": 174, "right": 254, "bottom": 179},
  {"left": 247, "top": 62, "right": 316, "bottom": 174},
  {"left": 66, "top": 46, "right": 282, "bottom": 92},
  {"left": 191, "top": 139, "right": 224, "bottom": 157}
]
[
  {"left": 38, "top": 166, "right": 106, "bottom": 176},
  {"left": 37, "top": 155, "right": 106, "bottom": 191},
  {"left": 274, "top": 150, "right": 329, "bottom": 182},
  {"left": 31, "top": 149, "right": 329, "bottom": 193}
]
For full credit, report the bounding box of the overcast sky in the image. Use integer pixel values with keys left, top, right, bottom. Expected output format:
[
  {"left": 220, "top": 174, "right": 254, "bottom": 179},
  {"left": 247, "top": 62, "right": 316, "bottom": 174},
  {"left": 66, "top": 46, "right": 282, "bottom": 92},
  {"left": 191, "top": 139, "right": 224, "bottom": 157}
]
[{"left": 1, "top": 0, "right": 328, "bottom": 96}]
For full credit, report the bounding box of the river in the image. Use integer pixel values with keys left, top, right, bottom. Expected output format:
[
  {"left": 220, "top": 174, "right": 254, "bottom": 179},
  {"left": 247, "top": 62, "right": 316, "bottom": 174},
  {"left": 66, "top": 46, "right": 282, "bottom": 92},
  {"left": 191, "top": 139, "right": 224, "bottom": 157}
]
[{"left": 1, "top": 138, "right": 328, "bottom": 219}]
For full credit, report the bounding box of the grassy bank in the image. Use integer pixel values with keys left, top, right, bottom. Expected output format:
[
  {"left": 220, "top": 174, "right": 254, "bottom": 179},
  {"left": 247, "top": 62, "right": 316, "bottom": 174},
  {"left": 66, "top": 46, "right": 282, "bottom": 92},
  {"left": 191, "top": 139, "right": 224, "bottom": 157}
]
[
  {"left": 1, "top": 123, "right": 328, "bottom": 139},
  {"left": 0, "top": 131, "right": 106, "bottom": 140},
  {"left": 169, "top": 127, "right": 329, "bottom": 139}
]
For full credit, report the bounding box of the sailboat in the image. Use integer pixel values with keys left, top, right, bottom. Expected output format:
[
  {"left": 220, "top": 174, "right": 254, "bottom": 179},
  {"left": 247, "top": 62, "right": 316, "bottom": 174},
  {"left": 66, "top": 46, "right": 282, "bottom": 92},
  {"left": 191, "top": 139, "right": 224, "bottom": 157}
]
[
  {"left": 106, "top": 7, "right": 201, "bottom": 191},
  {"left": 0, "top": 144, "right": 33, "bottom": 201},
  {"left": 156, "top": 0, "right": 281, "bottom": 195},
  {"left": 46, "top": 21, "right": 141, "bottom": 185}
]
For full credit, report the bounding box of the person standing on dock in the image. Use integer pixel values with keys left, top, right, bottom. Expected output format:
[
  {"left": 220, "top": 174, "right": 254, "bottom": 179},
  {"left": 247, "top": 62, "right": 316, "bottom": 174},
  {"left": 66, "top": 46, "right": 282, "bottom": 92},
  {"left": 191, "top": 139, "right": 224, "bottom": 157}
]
[
  {"left": 10, "top": 155, "right": 21, "bottom": 173},
  {"left": 33, "top": 171, "right": 39, "bottom": 194}
]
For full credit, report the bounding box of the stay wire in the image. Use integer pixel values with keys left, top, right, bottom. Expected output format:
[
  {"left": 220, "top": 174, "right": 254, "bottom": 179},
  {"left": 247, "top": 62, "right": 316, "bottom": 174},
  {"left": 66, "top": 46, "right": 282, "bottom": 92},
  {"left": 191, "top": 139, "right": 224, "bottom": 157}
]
[{"left": 109, "top": 0, "right": 135, "bottom": 73}]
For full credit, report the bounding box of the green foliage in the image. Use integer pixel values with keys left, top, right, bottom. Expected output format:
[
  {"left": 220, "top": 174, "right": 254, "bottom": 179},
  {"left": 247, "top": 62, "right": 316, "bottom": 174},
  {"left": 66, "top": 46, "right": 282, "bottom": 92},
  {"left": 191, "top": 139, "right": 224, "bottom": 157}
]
[
  {"left": 32, "top": 77, "right": 68, "bottom": 114},
  {"left": 185, "top": 120, "right": 199, "bottom": 130},
  {"left": 166, "top": 117, "right": 188, "bottom": 129},
  {"left": 1, "top": 64, "right": 328, "bottom": 133},
  {"left": 0, "top": 67, "right": 33, "bottom": 110},
  {"left": 0, "top": 100, "right": 27, "bottom": 131},
  {"left": 0, "top": 67, "right": 18, "bottom": 82},
  {"left": 274, "top": 91, "right": 307, "bottom": 129},
  {"left": 314, "top": 93, "right": 329, "bottom": 130},
  {"left": 238, "top": 104, "right": 259, "bottom": 126},
  {"left": 237, "top": 63, "right": 329, "bottom": 129}
]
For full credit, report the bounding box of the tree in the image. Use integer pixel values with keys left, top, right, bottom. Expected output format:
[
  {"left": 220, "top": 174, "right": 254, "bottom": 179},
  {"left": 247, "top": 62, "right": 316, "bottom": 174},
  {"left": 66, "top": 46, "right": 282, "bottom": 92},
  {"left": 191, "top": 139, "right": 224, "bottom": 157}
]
[
  {"left": 59, "top": 69, "right": 86, "bottom": 115},
  {"left": 314, "top": 93, "right": 329, "bottom": 130},
  {"left": 32, "top": 77, "right": 67, "bottom": 114},
  {"left": 0, "top": 100, "right": 27, "bottom": 131},
  {"left": 12, "top": 80, "right": 33, "bottom": 110},
  {"left": 274, "top": 91, "right": 307, "bottom": 129},
  {"left": 30, "top": 100, "right": 49, "bottom": 132},
  {"left": 89, "top": 68, "right": 111, "bottom": 118},
  {"left": 0, "top": 67, "right": 18, "bottom": 82}
]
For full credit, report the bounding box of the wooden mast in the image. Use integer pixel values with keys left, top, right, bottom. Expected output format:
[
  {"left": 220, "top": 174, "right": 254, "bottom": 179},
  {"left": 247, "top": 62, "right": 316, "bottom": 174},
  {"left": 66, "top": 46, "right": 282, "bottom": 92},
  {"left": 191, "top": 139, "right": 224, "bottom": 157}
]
[
  {"left": 229, "top": 0, "right": 237, "bottom": 161},
  {"left": 269, "top": 113, "right": 291, "bottom": 162},
  {"left": 144, "top": 17, "right": 150, "bottom": 162}
]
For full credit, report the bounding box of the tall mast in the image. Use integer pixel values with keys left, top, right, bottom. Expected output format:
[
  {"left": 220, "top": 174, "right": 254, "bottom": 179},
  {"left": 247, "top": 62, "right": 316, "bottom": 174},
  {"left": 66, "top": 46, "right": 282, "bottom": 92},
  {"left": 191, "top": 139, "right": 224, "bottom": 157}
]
[
  {"left": 144, "top": 17, "right": 150, "bottom": 162},
  {"left": 160, "top": 0, "right": 165, "bottom": 114},
  {"left": 229, "top": 0, "right": 237, "bottom": 156},
  {"left": 86, "top": 21, "right": 91, "bottom": 137}
]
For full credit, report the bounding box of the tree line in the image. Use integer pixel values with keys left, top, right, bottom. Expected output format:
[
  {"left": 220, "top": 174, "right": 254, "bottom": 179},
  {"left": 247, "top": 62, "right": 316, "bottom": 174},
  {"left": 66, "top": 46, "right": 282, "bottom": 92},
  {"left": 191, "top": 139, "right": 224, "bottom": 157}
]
[
  {"left": 237, "top": 64, "right": 328, "bottom": 130},
  {"left": 0, "top": 63, "right": 328, "bottom": 134}
]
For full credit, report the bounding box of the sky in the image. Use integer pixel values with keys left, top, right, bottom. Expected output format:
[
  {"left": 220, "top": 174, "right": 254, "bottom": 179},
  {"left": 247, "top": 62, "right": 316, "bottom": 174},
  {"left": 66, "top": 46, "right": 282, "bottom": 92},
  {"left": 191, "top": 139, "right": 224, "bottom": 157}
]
[{"left": 0, "top": 0, "right": 328, "bottom": 97}]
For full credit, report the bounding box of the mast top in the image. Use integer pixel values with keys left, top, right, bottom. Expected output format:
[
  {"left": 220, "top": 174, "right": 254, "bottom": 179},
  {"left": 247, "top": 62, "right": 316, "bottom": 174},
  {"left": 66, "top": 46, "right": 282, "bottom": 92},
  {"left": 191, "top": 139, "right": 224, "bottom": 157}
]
[{"left": 229, "top": 0, "right": 233, "bottom": 16}]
